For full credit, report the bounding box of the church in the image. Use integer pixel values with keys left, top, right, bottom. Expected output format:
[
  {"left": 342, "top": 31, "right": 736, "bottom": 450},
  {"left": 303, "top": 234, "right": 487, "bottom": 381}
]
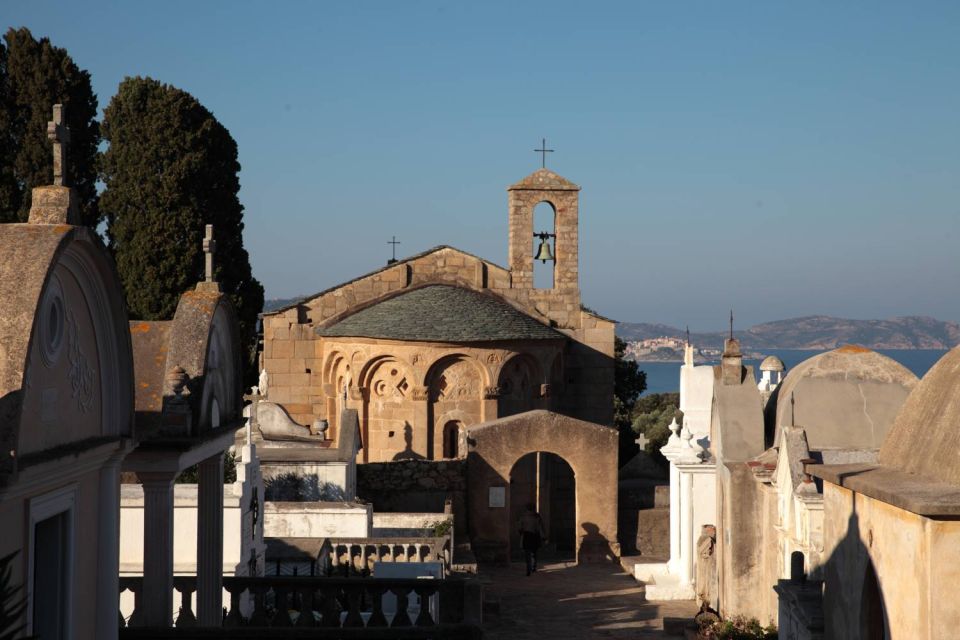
[{"left": 258, "top": 167, "right": 615, "bottom": 463}]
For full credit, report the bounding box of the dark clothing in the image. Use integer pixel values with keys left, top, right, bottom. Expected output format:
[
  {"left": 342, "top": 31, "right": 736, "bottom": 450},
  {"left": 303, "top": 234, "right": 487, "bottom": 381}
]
[{"left": 518, "top": 511, "right": 545, "bottom": 575}]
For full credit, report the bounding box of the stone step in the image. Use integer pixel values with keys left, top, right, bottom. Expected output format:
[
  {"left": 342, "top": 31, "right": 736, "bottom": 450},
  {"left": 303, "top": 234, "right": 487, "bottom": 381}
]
[{"left": 644, "top": 572, "right": 696, "bottom": 601}]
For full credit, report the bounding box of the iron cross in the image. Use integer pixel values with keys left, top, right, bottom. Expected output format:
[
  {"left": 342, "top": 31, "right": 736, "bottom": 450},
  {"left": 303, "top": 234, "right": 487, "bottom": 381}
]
[
  {"left": 533, "top": 138, "right": 554, "bottom": 168},
  {"left": 388, "top": 236, "right": 401, "bottom": 262},
  {"left": 47, "top": 104, "right": 70, "bottom": 187}
]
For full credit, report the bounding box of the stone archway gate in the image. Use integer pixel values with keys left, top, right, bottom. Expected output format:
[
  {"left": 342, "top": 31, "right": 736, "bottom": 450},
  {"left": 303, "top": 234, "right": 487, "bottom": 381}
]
[{"left": 465, "top": 410, "right": 619, "bottom": 564}]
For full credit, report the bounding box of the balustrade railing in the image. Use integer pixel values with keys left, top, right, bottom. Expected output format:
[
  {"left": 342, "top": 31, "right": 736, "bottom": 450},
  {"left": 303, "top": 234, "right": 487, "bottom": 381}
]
[
  {"left": 320, "top": 537, "right": 451, "bottom": 575},
  {"left": 119, "top": 574, "right": 481, "bottom": 637}
]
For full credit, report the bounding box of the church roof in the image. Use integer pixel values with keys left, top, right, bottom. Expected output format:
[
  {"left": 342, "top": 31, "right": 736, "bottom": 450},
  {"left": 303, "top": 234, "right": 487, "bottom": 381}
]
[
  {"left": 316, "top": 285, "right": 566, "bottom": 343},
  {"left": 263, "top": 245, "right": 508, "bottom": 316},
  {"left": 508, "top": 168, "right": 580, "bottom": 191}
]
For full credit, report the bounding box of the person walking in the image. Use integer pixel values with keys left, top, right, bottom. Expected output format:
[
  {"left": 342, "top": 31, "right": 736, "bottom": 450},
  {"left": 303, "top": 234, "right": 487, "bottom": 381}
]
[{"left": 518, "top": 503, "right": 546, "bottom": 576}]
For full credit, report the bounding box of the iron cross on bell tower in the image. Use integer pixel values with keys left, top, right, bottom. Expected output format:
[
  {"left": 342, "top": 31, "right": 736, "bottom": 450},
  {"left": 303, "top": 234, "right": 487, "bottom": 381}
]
[
  {"left": 47, "top": 104, "right": 70, "bottom": 187},
  {"left": 533, "top": 138, "right": 554, "bottom": 169}
]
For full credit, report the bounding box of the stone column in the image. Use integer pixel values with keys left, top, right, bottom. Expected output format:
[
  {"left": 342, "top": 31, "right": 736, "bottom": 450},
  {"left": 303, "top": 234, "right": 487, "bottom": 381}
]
[
  {"left": 197, "top": 453, "right": 225, "bottom": 626},
  {"left": 679, "top": 470, "right": 694, "bottom": 587},
  {"left": 95, "top": 453, "right": 124, "bottom": 640},
  {"left": 411, "top": 387, "right": 430, "bottom": 458},
  {"left": 667, "top": 461, "right": 681, "bottom": 573},
  {"left": 140, "top": 471, "right": 177, "bottom": 627}
]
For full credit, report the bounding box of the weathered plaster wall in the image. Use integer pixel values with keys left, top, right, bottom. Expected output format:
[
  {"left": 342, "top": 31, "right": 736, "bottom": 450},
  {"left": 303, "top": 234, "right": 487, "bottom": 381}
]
[
  {"left": 262, "top": 501, "right": 372, "bottom": 538},
  {"left": 820, "top": 483, "right": 960, "bottom": 640},
  {"left": 465, "top": 410, "right": 619, "bottom": 564}
]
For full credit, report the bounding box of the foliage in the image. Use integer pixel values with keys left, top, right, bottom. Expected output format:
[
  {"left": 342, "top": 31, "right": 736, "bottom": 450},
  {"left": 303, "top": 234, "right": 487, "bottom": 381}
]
[
  {"left": 0, "top": 28, "right": 100, "bottom": 225},
  {"left": 0, "top": 551, "right": 26, "bottom": 640},
  {"left": 632, "top": 392, "right": 681, "bottom": 465},
  {"left": 100, "top": 77, "right": 264, "bottom": 381},
  {"left": 425, "top": 519, "right": 453, "bottom": 538},
  {"left": 176, "top": 450, "right": 237, "bottom": 484},
  {"left": 614, "top": 336, "right": 648, "bottom": 466},
  {"left": 699, "top": 616, "right": 777, "bottom": 639}
]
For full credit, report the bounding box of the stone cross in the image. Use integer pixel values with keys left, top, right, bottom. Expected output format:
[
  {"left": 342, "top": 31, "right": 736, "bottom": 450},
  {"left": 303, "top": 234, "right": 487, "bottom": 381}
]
[
  {"left": 203, "top": 224, "right": 216, "bottom": 282},
  {"left": 47, "top": 104, "right": 70, "bottom": 187},
  {"left": 635, "top": 432, "right": 648, "bottom": 450}
]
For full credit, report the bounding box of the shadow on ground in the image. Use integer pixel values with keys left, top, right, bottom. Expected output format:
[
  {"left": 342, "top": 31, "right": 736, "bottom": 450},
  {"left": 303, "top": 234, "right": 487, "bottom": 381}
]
[{"left": 479, "top": 561, "right": 697, "bottom": 640}]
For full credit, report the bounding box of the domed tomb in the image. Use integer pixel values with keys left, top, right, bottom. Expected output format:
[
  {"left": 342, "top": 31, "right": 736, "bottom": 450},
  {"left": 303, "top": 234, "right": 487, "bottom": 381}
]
[
  {"left": 879, "top": 344, "right": 960, "bottom": 485},
  {"left": 772, "top": 345, "right": 917, "bottom": 451}
]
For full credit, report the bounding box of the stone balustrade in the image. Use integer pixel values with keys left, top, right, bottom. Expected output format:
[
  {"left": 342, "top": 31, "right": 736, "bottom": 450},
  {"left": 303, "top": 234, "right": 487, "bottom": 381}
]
[
  {"left": 119, "top": 574, "right": 482, "bottom": 637},
  {"left": 322, "top": 536, "right": 451, "bottom": 574}
]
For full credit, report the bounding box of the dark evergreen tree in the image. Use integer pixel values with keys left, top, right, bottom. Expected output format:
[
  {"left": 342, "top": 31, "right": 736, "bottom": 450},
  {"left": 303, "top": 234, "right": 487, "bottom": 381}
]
[
  {"left": 614, "top": 336, "right": 648, "bottom": 466},
  {"left": 101, "top": 76, "right": 264, "bottom": 379},
  {"left": 0, "top": 27, "right": 100, "bottom": 225}
]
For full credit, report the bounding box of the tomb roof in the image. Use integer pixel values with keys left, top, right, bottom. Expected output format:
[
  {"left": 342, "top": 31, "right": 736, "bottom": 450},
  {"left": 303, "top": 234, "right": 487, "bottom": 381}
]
[
  {"left": 877, "top": 344, "right": 960, "bottom": 485},
  {"left": 316, "top": 284, "right": 565, "bottom": 343},
  {"left": 772, "top": 346, "right": 917, "bottom": 451},
  {"left": 508, "top": 168, "right": 580, "bottom": 191},
  {"left": 760, "top": 355, "right": 785, "bottom": 372}
]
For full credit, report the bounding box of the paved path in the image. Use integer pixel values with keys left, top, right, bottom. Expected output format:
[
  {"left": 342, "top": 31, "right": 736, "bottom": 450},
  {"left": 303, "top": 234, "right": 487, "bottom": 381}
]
[{"left": 479, "top": 561, "right": 697, "bottom": 639}]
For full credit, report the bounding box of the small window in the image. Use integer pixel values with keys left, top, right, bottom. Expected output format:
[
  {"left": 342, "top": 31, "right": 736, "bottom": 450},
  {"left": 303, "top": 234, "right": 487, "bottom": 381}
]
[{"left": 442, "top": 421, "right": 463, "bottom": 459}]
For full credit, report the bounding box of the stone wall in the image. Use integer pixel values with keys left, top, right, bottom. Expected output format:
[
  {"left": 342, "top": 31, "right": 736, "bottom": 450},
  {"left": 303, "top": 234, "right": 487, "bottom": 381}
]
[{"left": 357, "top": 459, "right": 466, "bottom": 514}]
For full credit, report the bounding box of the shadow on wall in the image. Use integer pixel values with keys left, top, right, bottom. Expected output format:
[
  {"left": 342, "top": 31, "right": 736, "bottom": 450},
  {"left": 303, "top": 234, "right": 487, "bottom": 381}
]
[
  {"left": 819, "top": 483, "right": 890, "bottom": 639},
  {"left": 263, "top": 473, "right": 346, "bottom": 501},
  {"left": 580, "top": 522, "right": 617, "bottom": 563},
  {"left": 392, "top": 423, "right": 425, "bottom": 461}
]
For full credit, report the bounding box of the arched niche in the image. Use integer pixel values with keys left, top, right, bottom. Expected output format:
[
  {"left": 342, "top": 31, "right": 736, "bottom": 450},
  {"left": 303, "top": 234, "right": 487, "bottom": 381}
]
[
  {"left": 497, "top": 353, "right": 543, "bottom": 418},
  {"left": 425, "top": 355, "right": 485, "bottom": 460},
  {"left": 359, "top": 355, "right": 416, "bottom": 462}
]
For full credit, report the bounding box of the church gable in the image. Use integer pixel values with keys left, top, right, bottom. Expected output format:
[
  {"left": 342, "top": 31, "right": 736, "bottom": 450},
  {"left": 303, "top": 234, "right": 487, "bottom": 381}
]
[{"left": 267, "top": 245, "right": 511, "bottom": 326}]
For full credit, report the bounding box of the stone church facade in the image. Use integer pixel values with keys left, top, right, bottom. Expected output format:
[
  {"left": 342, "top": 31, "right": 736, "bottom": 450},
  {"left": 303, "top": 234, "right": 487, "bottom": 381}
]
[{"left": 259, "top": 168, "right": 615, "bottom": 462}]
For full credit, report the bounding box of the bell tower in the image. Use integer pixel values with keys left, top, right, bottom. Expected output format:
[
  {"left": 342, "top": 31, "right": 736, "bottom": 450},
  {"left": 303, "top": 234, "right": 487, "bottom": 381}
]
[{"left": 507, "top": 168, "right": 580, "bottom": 292}]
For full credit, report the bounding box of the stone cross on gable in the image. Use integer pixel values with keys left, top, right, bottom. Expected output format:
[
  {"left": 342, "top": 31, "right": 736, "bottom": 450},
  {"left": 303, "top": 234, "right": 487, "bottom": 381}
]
[
  {"left": 203, "top": 224, "right": 216, "bottom": 282},
  {"left": 635, "top": 432, "right": 648, "bottom": 450},
  {"left": 47, "top": 104, "right": 70, "bottom": 187}
]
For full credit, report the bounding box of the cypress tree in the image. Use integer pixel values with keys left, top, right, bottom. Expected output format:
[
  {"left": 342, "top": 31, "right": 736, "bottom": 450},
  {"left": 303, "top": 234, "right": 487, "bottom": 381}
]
[
  {"left": 101, "top": 76, "right": 264, "bottom": 377},
  {"left": 0, "top": 27, "right": 100, "bottom": 225}
]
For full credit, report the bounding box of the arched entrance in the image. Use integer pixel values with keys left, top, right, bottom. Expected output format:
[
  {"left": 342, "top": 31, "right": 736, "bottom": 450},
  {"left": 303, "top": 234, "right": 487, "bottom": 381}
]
[{"left": 509, "top": 451, "right": 576, "bottom": 561}]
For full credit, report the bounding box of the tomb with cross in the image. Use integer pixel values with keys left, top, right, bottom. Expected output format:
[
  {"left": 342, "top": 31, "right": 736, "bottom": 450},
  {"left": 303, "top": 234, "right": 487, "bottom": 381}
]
[
  {"left": 196, "top": 224, "right": 222, "bottom": 293},
  {"left": 28, "top": 103, "right": 80, "bottom": 225}
]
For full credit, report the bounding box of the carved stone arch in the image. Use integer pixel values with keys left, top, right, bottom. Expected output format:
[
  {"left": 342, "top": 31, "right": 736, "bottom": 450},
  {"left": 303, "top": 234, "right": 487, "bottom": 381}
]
[
  {"left": 425, "top": 354, "right": 485, "bottom": 460},
  {"left": 497, "top": 352, "right": 544, "bottom": 418},
  {"left": 323, "top": 349, "right": 346, "bottom": 385},
  {"left": 197, "top": 301, "right": 241, "bottom": 431},
  {"left": 423, "top": 353, "right": 489, "bottom": 391},
  {"left": 359, "top": 354, "right": 417, "bottom": 462},
  {"left": 57, "top": 238, "right": 136, "bottom": 440}
]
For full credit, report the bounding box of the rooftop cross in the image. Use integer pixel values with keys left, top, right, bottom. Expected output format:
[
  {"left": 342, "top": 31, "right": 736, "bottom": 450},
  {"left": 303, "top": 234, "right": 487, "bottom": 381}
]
[
  {"left": 635, "top": 432, "right": 648, "bottom": 450},
  {"left": 47, "top": 104, "right": 70, "bottom": 187},
  {"left": 387, "top": 236, "right": 401, "bottom": 265},
  {"left": 533, "top": 138, "right": 554, "bottom": 169},
  {"left": 203, "top": 224, "right": 216, "bottom": 282}
]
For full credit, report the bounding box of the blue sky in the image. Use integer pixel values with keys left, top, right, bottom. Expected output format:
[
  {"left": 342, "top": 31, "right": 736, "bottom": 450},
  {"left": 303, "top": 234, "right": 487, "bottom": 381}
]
[{"left": 6, "top": 1, "right": 960, "bottom": 329}]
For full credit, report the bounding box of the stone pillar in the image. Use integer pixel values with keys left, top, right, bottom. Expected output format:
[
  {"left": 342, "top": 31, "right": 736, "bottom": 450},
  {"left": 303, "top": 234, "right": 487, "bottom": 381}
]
[
  {"left": 95, "top": 453, "right": 124, "bottom": 640},
  {"left": 197, "top": 453, "right": 225, "bottom": 626},
  {"left": 679, "top": 470, "right": 694, "bottom": 586},
  {"left": 411, "top": 387, "right": 430, "bottom": 458},
  {"left": 140, "top": 471, "right": 177, "bottom": 627},
  {"left": 667, "top": 461, "right": 681, "bottom": 574}
]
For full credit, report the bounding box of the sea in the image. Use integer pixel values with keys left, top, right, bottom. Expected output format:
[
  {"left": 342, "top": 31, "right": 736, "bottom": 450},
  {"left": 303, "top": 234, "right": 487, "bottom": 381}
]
[{"left": 638, "top": 349, "right": 948, "bottom": 396}]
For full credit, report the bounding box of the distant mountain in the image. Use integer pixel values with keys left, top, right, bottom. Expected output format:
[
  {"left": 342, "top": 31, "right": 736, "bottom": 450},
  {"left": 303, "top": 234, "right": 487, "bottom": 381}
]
[
  {"left": 617, "top": 316, "right": 960, "bottom": 350},
  {"left": 263, "top": 297, "right": 304, "bottom": 313}
]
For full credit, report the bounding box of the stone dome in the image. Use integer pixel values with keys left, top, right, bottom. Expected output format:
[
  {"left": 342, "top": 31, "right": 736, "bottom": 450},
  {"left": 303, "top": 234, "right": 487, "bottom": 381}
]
[
  {"left": 760, "top": 355, "right": 785, "bottom": 372},
  {"left": 879, "top": 344, "right": 960, "bottom": 485},
  {"left": 772, "top": 345, "right": 918, "bottom": 450}
]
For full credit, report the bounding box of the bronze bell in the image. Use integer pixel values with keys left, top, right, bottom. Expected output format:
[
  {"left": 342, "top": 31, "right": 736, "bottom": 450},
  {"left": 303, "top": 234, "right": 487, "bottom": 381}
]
[{"left": 534, "top": 237, "right": 555, "bottom": 263}]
